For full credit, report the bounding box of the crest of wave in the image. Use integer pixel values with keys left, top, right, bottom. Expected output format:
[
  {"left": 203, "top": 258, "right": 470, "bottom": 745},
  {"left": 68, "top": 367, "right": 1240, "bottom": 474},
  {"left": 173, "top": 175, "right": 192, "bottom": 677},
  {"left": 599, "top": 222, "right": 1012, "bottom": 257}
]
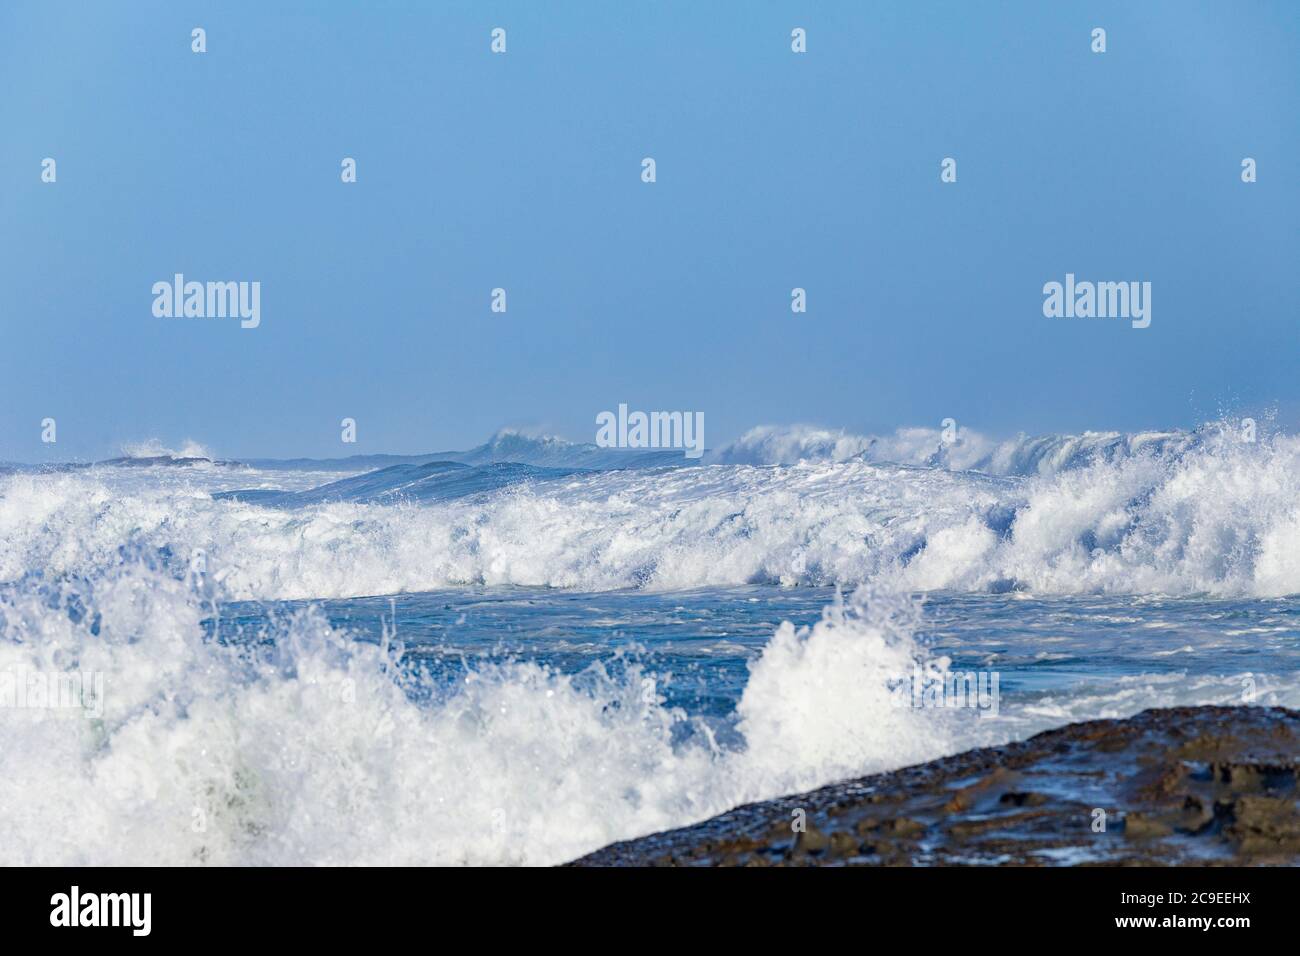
[
  {"left": 989, "top": 427, "right": 1300, "bottom": 596},
  {"left": 4, "top": 420, "right": 1300, "bottom": 599},
  {"left": 881, "top": 424, "right": 1300, "bottom": 596},
  {"left": 707, "top": 425, "right": 879, "bottom": 465},
  {"left": 120, "top": 438, "right": 213, "bottom": 460},
  {"left": 0, "top": 569, "right": 949, "bottom": 865},
  {"left": 709, "top": 422, "right": 1198, "bottom": 476}
]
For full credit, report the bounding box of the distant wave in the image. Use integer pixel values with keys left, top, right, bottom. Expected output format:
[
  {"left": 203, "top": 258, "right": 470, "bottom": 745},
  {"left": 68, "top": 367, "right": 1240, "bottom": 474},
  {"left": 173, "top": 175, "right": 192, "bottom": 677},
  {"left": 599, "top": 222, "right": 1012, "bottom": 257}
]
[
  {"left": 120, "top": 438, "right": 214, "bottom": 460},
  {"left": 213, "top": 461, "right": 587, "bottom": 506},
  {"left": 708, "top": 423, "right": 1201, "bottom": 476},
  {"left": 68, "top": 423, "right": 1212, "bottom": 479},
  {"left": 241, "top": 428, "right": 690, "bottom": 473},
  {"left": 236, "top": 422, "right": 1208, "bottom": 478},
  {"left": 2, "top": 422, "right": 1296, "bottom": 600}
]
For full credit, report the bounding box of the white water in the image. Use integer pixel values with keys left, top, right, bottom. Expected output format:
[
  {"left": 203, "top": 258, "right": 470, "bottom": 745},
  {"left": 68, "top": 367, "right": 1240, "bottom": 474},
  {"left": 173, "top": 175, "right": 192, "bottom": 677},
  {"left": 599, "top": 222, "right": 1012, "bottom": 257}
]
[
  {"left": 1, "top": 423, "right": 1296, "bottom": 865},
  {"left": 3, "top": 426, "right": 1298, "bottom": 601},
  {"left": 0, "top": 567, "right": 951, "bottom": 865}
]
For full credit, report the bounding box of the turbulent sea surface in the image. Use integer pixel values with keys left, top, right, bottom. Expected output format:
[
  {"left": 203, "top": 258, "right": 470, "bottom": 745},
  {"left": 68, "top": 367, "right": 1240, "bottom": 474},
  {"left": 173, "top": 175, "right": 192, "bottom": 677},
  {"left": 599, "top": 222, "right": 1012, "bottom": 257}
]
[{"left": 1, "top": 424, "right": 1298, "bottom": 864}]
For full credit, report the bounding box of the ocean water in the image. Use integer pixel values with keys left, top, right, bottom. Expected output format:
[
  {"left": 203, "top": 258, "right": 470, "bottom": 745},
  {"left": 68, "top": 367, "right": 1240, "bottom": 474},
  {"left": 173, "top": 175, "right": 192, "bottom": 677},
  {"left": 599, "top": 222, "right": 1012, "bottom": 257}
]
[{"left": 1, "top": 423, "right": 1298, "bottom": 865}]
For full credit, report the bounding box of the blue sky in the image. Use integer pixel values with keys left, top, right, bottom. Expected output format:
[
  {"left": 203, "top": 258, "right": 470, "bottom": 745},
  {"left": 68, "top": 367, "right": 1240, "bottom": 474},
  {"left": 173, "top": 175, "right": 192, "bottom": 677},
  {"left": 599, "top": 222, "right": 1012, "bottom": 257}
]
[{"left": 2, "top": 1, "right": 1297, "bottom": 461}]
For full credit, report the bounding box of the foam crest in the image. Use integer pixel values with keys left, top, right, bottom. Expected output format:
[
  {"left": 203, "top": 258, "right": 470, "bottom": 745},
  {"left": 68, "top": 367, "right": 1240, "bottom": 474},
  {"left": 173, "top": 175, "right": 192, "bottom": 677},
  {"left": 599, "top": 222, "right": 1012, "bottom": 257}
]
[
  {"left": 710, "top": 423, "right": 1200, "bottom": 476},
  {"left": 120, "top": 438, "right": 214, "bottom": 460},
  {"left": 1, "top": 426, "right": 1297, "bottom": 600}
]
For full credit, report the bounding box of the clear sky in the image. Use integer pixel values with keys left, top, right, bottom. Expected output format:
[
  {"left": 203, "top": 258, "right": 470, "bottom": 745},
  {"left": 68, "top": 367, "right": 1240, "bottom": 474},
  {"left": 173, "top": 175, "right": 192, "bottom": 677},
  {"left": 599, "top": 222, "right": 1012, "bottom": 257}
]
[{"left": 2, "top": 1, "right": 1297, "bottom": 461}]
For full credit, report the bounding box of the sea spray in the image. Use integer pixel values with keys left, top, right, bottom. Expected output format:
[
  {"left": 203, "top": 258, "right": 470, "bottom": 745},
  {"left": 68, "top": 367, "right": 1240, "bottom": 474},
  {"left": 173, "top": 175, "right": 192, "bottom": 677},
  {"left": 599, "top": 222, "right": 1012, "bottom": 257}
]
[{"left": 0, "top": 563, "right": 950, "bottom": 865}]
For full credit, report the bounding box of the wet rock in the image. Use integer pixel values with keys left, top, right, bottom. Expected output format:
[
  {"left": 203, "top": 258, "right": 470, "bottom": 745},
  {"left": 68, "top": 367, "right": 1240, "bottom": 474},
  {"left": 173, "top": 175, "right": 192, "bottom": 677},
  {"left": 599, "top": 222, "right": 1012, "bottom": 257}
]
[
  {"left": 793, "top": 825, "right": 828, "bottom": 855},
  {"left": 1177, "top": 795, "right": 1215, "bottom": 833},
  {"left": 568, "top": 706, "right": 1300, "bottom": 867},
  {"left": 1123, "top": 812, "right": 1173, "bottom": 840},
  {"left": 1000, "top": 791, "right": 1048, "bottom": 807},
  {"left": 857, "top": 816, "right": 926, "bottom": 838},
  {"left": 1219, "top": 795, "right": 1300, "bottom": 855},
  {"left": 828, "top": 832, "right": 860, "bottom": 857}
]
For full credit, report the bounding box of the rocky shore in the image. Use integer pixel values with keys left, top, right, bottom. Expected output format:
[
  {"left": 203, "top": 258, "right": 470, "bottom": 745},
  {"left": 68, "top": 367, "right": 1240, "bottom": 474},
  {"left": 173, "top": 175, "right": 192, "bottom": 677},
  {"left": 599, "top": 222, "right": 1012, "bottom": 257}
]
[{"left": 569, "top": 706, "right": 1300, "bottom": 866}]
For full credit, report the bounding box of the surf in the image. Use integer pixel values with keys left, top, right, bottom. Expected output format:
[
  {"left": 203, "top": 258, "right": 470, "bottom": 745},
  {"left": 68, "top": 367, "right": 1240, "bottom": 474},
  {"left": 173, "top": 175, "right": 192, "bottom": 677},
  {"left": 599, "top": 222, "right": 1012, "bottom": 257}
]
[{"left": 1, "top": 422, "right": 1295, "bottom": 601}]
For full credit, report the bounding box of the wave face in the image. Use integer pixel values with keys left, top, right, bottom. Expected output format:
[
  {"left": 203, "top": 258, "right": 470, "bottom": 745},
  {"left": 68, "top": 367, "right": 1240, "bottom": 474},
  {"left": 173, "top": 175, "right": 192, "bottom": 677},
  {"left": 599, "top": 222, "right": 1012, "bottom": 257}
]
[
  {"left": 1, "top": 424, "right": 1296, "bottom": 601},
  {"left": 240, "top": 428, "right": 691, "bottom": 473},
  {"left": 214, "top": 461, "right": 587, "bottom": 507}
]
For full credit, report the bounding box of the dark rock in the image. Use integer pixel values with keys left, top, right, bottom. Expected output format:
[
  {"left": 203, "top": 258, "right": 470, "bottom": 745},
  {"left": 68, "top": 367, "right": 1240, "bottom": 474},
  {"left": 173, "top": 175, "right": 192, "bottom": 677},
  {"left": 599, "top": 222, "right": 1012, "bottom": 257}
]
[
  {"left": 1123, "top": 812, "right": 1173, "bottom": 840},
  {"left": 1000, "top": 791, "right": 1048, "bottom": 807},
  {"left": 567, "top": 706, "right": 1300, "bottom": 866},
  {"left": 828, "top": 832, "right": 860, "bottom": 857},
  {"left": 793, "top": 826, "right": 828, "bottom": 855}
]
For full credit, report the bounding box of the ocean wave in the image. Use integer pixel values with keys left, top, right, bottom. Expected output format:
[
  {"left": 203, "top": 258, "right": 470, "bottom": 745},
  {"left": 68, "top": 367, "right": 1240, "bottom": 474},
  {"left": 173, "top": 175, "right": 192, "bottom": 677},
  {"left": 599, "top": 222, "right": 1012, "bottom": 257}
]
[
  {"left": 98, "top": 422, "right": 1208, "bottom": 477},
  {"left": 119, "top": 438, "right": 214, "bottom": 461},
  {"left": 709, "top": 422, "right": 1202, "bottom": 476},
  {"left": 214, "top": 460, "right": 588, "bottom": 506},
  {"left": 240, "top": 427, "right": 690, "bottom": 473},
  {"left": 0, "top": 424, "right": 1295, "bottom": 600}
]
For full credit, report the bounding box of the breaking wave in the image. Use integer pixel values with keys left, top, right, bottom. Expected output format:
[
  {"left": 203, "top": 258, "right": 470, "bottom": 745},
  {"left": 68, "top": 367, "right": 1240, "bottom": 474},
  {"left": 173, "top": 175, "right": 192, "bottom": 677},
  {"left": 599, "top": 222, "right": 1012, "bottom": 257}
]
[
  {"left": 1, "top": 423, "right": 1296, "bottom": 600},
  {"left": 709, "top": 422, "right": 1201, "bottom": 476},
  {"left": 0, "top": 568, "right": 947, "bottom": 865},
  {"left": 119, "top": 438, "right": 214, "bottom": 461}
]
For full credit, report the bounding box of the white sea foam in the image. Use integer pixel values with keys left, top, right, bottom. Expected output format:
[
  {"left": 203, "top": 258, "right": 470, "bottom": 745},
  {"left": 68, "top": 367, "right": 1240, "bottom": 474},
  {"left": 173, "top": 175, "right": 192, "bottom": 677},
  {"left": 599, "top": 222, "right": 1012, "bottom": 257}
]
[
  {"left": 0, "top": 567, "right": 950, "bottom": 865},
  {"left": 4, "top": 560, "right": 1290, "bottom": 866},
  {"left": 709, "top": 422, "right": 1199, "bottom": 476},
  {"left": 1, "top": 426, "right": 1296, "bottom": 600}
]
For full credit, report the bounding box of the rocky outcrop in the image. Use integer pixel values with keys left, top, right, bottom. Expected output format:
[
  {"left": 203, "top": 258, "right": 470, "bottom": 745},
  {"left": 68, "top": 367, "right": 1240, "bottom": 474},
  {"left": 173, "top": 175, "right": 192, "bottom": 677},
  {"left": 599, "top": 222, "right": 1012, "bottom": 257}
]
[{"left": 569, "top": 706, "right": 1300, "bottom": 866}]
